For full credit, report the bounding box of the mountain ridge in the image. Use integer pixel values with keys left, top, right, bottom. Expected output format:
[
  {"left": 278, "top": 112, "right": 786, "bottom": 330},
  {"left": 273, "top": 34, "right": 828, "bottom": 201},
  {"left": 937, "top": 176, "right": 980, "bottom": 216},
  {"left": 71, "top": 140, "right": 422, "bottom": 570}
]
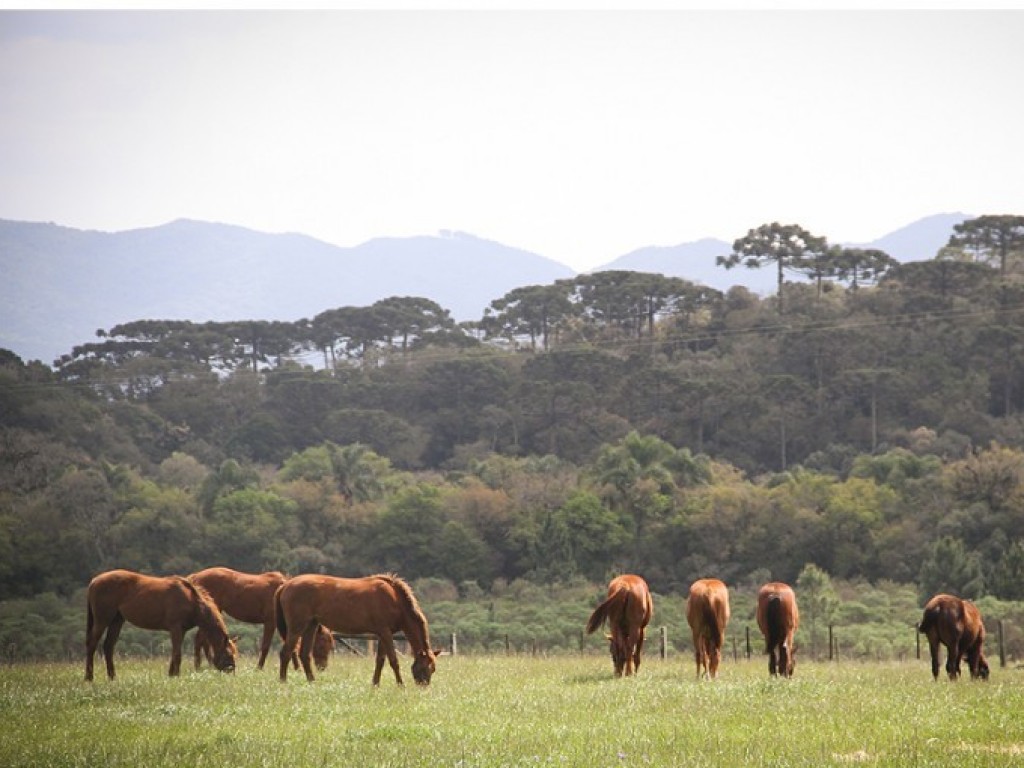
[{"left": 1, "top": 213, "right": 971, "bottom": 365}]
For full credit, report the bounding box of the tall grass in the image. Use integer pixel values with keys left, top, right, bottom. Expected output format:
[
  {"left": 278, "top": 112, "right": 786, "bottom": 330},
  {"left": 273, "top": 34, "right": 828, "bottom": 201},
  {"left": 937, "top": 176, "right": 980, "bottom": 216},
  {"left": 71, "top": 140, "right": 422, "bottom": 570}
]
[{"left": 2, "top": 653, "right": 1024, "bottom": 767}]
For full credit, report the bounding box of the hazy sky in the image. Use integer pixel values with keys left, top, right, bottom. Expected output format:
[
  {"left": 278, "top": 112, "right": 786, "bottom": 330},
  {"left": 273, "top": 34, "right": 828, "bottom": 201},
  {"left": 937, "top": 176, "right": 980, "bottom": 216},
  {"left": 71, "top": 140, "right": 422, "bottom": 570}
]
[{"left": 1, "top": 9, "right": 1022, "bottom": 272}]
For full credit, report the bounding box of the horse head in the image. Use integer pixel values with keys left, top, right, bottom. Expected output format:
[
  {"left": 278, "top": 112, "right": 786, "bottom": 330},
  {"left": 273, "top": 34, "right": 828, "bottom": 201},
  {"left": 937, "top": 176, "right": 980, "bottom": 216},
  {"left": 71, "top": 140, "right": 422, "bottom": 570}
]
[
  {"left": 607, "top": 634, "right": 627, "bottom": 677},
  {"left": 973, "top": 652, "right": 990, "bottom": 680},
  {"left": 212, "top": 634, "right": 239, "bottom": 673},
  {"left": 411, "top": 648, "right": 438, "bottom": 685}
]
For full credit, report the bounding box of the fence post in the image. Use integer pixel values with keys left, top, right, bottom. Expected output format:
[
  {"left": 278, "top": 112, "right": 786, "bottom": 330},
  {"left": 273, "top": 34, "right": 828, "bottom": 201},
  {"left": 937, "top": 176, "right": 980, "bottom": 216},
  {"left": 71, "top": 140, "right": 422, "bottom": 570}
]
[
  {"left": 660, "top": 626, "right": 668, "bottom": 660},
  {"left": 915, "top": 626, "right": 920, "bottom": 660},
  {"left": 505, "top": 634, "right": 511, "bottom": 655},
  {"left": 999, "top": 620, "right": 1006, "bottom": 668},
  {"left": 450, "top": 632, "right": 457, "bottom": 657},
  {"left": 732, "top": 637, "right": 738, "bottom": 663},
  {"left": 745, "top": 626, "right": 751, "bottom": 660},
  {"left": 579, "top": 631, "right": 585, "bottom": 655},
  {"left": 828, "top": 624, "right": 834, "bottom": 661}
]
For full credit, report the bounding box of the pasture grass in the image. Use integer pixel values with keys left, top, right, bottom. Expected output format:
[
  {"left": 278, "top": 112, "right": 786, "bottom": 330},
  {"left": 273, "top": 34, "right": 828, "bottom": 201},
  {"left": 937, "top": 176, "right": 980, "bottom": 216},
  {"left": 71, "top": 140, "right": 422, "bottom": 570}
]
[{"left": 2, "top": 652, "right": 1024, "bottom": 767}]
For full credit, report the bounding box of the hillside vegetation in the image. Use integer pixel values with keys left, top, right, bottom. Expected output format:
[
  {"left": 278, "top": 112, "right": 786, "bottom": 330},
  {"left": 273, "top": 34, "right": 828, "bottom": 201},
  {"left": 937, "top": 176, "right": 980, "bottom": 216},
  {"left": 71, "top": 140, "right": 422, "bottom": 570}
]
[{"left": 3, "top": 216, "right": 1024, "bottom": 658}]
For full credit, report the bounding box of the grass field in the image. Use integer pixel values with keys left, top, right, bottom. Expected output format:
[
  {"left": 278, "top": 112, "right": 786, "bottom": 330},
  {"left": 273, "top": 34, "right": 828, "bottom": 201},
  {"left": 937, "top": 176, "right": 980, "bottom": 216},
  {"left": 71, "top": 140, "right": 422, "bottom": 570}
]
[{"left": 2, "top": 652, "right": 1024, "bottom": 767}]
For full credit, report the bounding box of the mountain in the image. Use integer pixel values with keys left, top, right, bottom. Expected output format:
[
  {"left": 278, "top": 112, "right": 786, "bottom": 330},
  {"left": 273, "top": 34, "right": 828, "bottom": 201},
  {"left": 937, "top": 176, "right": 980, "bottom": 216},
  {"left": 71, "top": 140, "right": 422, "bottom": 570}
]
[
  {"left": 0, "top": 219, "right": 573, "bottom": 365},
  {"left": 0, "top": 213, "right": 973, "bottom": 366},
  {"left": 591, "top": 213, "right": 972, "bottom": 294}
]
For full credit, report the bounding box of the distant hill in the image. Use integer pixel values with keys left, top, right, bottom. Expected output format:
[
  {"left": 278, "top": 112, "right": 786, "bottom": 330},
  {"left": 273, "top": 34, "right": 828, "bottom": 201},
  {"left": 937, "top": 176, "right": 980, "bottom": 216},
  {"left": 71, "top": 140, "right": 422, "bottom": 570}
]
[
  {"left": 0, "top": 213, "right": 973, "bottom": 365},
  {"left": 592, "top": 213, "right": 972, "bottom": 294},
  {"left": 0, "top": 219, "right": 573, "bottom": 365}
]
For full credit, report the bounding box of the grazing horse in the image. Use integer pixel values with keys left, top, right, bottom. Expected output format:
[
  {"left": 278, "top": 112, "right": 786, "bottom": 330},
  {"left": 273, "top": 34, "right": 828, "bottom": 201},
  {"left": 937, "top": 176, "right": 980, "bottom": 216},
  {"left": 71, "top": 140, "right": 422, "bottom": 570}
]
[
  {"left": 85, "top": 569, "right": 237, "bottom": 681},
  {"left": 190, "top": 567, "right": 334, "bottom": 671},
  {"left": 756, "top": 582, "right": 799, "bottom": 678},
  {"left": 585, "top": 574, "right": 654, "bottom": 677},
  {"left": 190, "top": 567, "right": 286, "bottom": 670},
  {"left": 686, "top": 578, "right": 730, "bottom": 680},
  {"left": 276, "top": 573, "right": 439, "bottom": 685},
  {"left": 918, "top": 593, "right": 990, "bottom": 681}
]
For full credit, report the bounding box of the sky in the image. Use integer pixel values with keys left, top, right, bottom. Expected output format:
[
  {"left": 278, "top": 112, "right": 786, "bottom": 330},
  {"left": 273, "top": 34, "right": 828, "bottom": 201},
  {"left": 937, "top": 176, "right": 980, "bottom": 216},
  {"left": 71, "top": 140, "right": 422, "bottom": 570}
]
[{"left": 1, "top": 9, "right": 1022, "bottom": 273}]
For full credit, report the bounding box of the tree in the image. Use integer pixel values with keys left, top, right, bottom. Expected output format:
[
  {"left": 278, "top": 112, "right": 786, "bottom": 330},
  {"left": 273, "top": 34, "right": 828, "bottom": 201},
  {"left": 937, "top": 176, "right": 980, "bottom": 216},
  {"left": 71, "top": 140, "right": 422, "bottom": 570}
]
[
  {"left": 325, "top": 442, "right": 391, "bottom": 506},
  {"left": 796, "top": 563, "right": 838, "bottom": 660},
  {"left": 918, "top": 536, "right": 985, "bottom": 601},
  {"left": 830, "top": 247, "right": 898, "bottom": 290},
  {"left": 946, "top": 215, "right": 1024, "bottom": 276},
  {"left": 717, "top": 223, "right": 829, "bottom": 313},
  {"left": 483, "top": 283, "right": 576, "bottom": 350}
]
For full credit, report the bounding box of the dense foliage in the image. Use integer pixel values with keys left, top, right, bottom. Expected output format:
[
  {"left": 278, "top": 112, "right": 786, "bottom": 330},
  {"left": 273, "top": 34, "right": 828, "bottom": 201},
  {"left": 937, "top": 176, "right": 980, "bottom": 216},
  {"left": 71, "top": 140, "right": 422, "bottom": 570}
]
[{"left": 4, "top": 216, "right": 1024, "bottom": 653}]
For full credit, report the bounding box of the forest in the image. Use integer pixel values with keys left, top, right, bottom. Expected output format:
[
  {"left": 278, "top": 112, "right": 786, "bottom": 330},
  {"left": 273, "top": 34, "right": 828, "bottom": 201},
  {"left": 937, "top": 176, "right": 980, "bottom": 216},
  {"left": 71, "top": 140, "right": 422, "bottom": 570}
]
[{"left": 3, "top": 215, "right": 1024, "bottom": 659}]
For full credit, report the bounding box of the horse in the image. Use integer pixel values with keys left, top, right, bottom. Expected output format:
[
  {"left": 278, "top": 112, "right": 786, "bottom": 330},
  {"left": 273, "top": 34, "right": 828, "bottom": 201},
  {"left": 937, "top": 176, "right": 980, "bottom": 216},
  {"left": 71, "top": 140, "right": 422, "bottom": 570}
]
[
  {"left": 584, "top": 574, "right": 654, "bottom": 677},
  {"left": 756, "top": 581, "right": 799, "bottom": 678},
  {"left": 85, "top": 569, "right": 237, "bottom": 681},
  {"left": 686, "top": 578, "right": 730, "bottom": 680},
  {"left": 189, "top": 566, "right": 334, "bottom": 671},
  {"left": 276, "top": 573, "right": 439, "bottom": 685},
  {"left": 192, "top": 569, "right": 335, "bottom": 671},
  {"left": 190, "top": 567, "right": 286, "bottom": 669},
  {"left": 918, "top": 593, "right": 990, "bottom": 681}
]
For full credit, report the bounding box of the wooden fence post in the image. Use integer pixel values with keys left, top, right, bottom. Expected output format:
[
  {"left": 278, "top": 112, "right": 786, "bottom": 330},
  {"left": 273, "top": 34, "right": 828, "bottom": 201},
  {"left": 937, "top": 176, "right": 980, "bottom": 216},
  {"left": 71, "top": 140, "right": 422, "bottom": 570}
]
[
  {"left": 450, "top": 632, "right": 457, "bottom": 657},
  {"left": 998, "top": 620, "right": 1006, "bottom": 668},
  {"left": 660, "top": 626, "right": 668, "bottom": 660},
  {"left": 745, "top": 626, "right": 751, "bottom": 660},
  {"left": 505, "top": 634, "right": 511, "bottom": 655},
  {"left": 828, "top": 624, "right": 834, "bottom": 661},
  {"left": 915, "top": 626, "right": 920, "bottom": 660}
]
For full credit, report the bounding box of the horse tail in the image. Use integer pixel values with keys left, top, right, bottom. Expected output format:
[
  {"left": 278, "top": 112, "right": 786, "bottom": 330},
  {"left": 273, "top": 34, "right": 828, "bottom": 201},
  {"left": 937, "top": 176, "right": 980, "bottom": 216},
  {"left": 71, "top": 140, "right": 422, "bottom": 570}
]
[
  {"left": 764, "top": 595, "right": 785, "bottom": 653},
  {"left": 918, "top": 605, "right": 938, "bottom": 635},
  {"left": 702, "top": 599, "right": 724, "bottom": 649},
  {"left": 586, "top": 590, "right": 621, "bottom": 635},
  {"left": 274, "top": 585, "right": 286, "bottom": 638}
]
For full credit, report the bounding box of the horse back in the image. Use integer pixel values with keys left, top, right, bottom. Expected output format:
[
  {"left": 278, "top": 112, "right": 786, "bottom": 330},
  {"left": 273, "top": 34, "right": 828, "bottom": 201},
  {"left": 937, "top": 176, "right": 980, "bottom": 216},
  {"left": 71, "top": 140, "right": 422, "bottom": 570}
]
[
  {"left": 191, "top": 567, "right": 286, "bottom": 623},
  {"left": 87, "top": 569, "right": 195, "bottom": 630},
  {"left": 278, "top": 574, "right": 404, "bottom": 636},
  {"left": 920, "top": 593, "right": 982, "bottom": 646},
  {"left": 587, "top": 575, "right": 651, "bottom": 635},
  {"left": 756, "top": 582, "right": 798, "bottom": 646},
  {"left": 687, "top": 578, "right": 730, "bottom": 646}
]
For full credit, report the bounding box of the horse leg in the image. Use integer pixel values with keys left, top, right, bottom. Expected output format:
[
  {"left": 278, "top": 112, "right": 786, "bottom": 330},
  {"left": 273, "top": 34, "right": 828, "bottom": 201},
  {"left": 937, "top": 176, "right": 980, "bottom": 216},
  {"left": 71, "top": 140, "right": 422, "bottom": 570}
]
[
  {"left": 279, "top": 631, "right": 302, "bottom": 682},
  {"left": 194, "top": 628, "right": 206, "bottom": 671},
  {"left": 768, "top": 643, "right": 778, "bottom": 677},
  {"left": 634, "top": 627, "right": 646, "bottom": 674},
  {"left": 101, "top": 614, "right": 125, "bottom": 681},
  {"left": 257, "top": 620, "right": 275, "bottom": 670},
  {"left": 376, "top": 632, "right": 402, "bottom": 686},
  {"left": 925, "top": 634, "right": 941, "bottom": 680},
  {"left": 709, "top": 639, "right": 721, "bottom": 680},
  {"left": 298, "top": 622, "right": 317, "bottom": 682},
  {"left": 779, "top": 643, "right": 791, "bottom": 678},
  {"left": 168, "top": 626, "right": 184, "bottom": 677},
  {"left": 85, "top": 609, "right": 109, "bottom": 682}
]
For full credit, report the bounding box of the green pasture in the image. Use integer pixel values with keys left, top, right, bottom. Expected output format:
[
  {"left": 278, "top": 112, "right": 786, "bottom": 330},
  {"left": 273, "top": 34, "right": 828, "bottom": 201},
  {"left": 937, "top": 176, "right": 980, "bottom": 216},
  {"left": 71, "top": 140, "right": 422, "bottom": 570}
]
[{"left": 2, "top": 653, "right": 1024, "bottom": 767}]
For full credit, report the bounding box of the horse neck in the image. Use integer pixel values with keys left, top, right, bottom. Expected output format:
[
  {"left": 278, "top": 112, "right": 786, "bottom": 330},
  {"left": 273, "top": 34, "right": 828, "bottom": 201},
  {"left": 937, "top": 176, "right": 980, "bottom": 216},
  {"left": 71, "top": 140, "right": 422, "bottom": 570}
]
[
  {"left": 181, "top": 578, "right": 227, "bottom": 640},
  {"left": 391, "top": 584, "right": 430, "bottom": 653}
]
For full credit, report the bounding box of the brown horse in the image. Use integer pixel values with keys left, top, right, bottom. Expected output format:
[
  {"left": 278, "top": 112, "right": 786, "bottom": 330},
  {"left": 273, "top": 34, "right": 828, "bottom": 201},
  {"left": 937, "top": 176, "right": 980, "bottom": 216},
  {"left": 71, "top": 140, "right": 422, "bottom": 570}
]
[
  {"left": 85, "top": 569, "right": 237, "bottom": 681},
  {"left": 585, "top": 574, "right": 654, "bottom": 677},
  {"left": 276, "top": 573, "right": 439, "bottom": 685},
  {"left": 918, "top": 593, "right": 990, "bottom": 681},
  {"left": 756, "top": 581, "right": 799, "bottom": 678},
  {"left": 190, "top": 567, "right": 286, "bottom": 670},
  {"left": 686, "top": 578, "right": 730, "bottom": 680}
]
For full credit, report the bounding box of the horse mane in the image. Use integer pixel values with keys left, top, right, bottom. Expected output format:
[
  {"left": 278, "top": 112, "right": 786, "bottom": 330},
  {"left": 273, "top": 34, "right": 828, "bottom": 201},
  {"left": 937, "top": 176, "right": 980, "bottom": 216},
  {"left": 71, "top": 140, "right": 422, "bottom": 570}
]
[
  {"left": 374, "top": 573, "right": 432, "bottom": 649},
  {"left": 177, "top": 576, "right": 229, "bottom": 638}
]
